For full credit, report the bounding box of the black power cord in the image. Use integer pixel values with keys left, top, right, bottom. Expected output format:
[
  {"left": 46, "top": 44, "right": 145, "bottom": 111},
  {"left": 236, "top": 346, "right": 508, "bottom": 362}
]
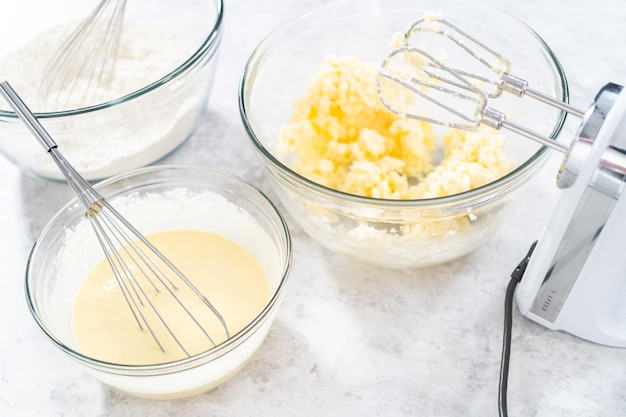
[{"left": 498, "top": 241, "right": 537, "bottom": 417}]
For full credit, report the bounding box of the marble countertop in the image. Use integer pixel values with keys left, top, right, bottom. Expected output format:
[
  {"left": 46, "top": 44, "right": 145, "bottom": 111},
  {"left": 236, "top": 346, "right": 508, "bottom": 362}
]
[{"left": 2, "top": 0, "right": 626, "bottom": 415}]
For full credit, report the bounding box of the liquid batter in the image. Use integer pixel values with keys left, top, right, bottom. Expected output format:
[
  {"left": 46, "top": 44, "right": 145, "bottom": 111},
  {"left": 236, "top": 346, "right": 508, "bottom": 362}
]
[{"left": 72, "top": 229, "right": 269, "bottom": 365}]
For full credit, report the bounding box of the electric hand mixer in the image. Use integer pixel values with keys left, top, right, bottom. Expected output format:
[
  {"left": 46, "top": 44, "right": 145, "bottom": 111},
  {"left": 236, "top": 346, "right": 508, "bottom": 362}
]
[{"left": 376, "top": 14, "right": 626, "bottom": 348}]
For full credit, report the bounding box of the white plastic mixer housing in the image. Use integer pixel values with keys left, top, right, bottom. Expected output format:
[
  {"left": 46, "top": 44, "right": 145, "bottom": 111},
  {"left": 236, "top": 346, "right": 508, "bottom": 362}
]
[{"left": 515, "top": 83, "right": 626, "bottom": 347}]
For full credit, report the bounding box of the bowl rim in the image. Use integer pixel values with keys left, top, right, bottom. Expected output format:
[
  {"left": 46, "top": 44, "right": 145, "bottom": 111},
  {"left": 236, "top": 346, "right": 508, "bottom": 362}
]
[
  {"left": 24, "top": 164, "right": 293, "bottom": 375},
  {"left": 238, "top": 0, "right": 570, "bottom": 210},
  {"left": 0, "top": 0, "right": 224, "bottom": 119}
]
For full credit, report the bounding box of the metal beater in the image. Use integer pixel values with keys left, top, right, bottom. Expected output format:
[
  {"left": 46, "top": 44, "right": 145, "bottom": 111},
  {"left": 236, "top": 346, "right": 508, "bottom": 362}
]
[
  {"left": 38, "top": 0, "right": 127, "bottom": 110},
  {"left": 377, "top": 38, "right": 576, "bottom": 151},
  {"left": 0, "top": 81, "right": 229, "bottom": 358}
]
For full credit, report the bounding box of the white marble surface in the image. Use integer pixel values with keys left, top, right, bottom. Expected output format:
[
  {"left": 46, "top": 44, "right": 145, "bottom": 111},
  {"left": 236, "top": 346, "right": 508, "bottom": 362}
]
[{"left": 2, "top": 0, "right": 626, "bottom": 415}]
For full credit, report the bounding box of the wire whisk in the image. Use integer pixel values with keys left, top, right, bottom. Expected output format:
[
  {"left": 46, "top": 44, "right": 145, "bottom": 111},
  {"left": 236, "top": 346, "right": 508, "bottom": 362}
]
[
  {"left": 38, "top": 0, "right": 127, "bottom": 111},
  {"left": 0, "top": 81, "right": 229, "bottom": 358}
]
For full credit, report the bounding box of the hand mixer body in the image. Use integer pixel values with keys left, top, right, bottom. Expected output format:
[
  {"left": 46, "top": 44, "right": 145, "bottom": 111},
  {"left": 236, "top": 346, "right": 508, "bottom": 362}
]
[{"left": 515, "top": 83, "right": 626, "bottom": 347}]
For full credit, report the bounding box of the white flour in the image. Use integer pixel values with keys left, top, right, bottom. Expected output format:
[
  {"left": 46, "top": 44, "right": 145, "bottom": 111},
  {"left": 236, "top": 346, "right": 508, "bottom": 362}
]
[
  {"left": 0, "top": 22, "right": 213, "bottom": 180},
  {"left": 0, "top": 22, "right": 194, "bottom": 112}
]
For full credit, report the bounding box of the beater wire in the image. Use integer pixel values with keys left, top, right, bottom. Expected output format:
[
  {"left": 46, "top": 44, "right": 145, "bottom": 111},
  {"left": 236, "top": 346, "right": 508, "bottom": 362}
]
[{"left": 378, "top": 15, "right": 584, "bottom": 154}]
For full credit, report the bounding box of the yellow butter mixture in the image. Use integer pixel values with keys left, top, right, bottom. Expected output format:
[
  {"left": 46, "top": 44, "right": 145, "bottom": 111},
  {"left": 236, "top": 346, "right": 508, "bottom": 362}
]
[
  {"left": 277, "top": 55, "right": 514, "bottom": 200},
  {"left": 72, "top": 229, "right": 269, "bottom": 365}
]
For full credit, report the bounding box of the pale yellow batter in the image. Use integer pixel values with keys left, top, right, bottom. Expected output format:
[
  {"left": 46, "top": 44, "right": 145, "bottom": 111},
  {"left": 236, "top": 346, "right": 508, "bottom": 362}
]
[{"left": 72, "top": 229, "right": 269, "bottom": 365}]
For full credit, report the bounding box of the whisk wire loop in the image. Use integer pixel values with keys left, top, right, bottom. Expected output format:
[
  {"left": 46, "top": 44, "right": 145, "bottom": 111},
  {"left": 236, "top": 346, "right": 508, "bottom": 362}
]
[
  {"left": 101, "top": 207, "right": 228, "bottom": 345},
  {"left": 38, "top": 0, "right": 127, "bottom": 110},
  {"left": 86, "top": 187, "right": 229, "bottom": 355},
  {"left": 88, "top": 218, "right": 167, "bottom": 353},
  {"left": 91, "top": 211, "right": 193, "bottom": 355}
]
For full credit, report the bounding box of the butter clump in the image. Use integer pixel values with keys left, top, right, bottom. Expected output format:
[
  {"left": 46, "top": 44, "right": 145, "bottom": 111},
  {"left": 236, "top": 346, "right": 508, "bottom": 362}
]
[{"left": 278, "top": 55, "right": 514, "bottom": 201}]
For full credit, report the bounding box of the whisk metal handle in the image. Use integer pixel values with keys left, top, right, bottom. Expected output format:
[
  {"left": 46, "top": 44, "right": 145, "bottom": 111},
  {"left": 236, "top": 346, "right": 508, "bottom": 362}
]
[
  {"left": 0, "top": 81, "right": 105, "bottom": 211},
  {"left": 0, "top": 81, "right": 57, "bottom": 152}
]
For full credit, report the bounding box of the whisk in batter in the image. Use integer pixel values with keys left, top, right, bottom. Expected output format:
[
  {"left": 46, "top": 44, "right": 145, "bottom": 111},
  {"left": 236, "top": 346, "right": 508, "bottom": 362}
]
[
  {"left": 73, "top": 228, "right": 268, "bottom": 365},
  {"left": 0, "top": 81, "right": 231, "bottom": 359}
]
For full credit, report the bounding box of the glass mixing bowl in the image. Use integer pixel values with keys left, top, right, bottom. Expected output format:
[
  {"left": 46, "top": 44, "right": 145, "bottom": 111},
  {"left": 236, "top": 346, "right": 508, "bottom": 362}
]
[
  {"left": 25, "top": 165, "right": 292, "bottom": 399},
  {"left": 0, "top": 0, "right": 223, "bottom": 181},
  {"left": 239, "top": 0, "right": 568, "bottom": 268}
]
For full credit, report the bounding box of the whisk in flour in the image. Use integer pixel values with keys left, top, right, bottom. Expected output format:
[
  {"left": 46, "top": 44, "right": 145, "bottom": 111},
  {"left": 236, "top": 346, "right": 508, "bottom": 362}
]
[
  {"left": 0, "top": 21, "right": 208, "bottom": 180},
  {"left": 0, "top": 21, "right": 193, "bottom": 112},
  {"left": 38, "top": 0, "right": 128, "bottom": 110}
]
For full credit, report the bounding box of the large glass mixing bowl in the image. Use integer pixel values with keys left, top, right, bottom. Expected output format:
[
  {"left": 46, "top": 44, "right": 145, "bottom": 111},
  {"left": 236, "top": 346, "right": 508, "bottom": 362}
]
[{"left": 239, "top": 0, "right": 568, "bottom": 268}]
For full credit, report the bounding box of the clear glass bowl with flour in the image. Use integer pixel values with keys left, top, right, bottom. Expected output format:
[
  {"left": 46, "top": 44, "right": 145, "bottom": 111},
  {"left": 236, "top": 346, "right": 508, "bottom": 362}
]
[
  {"left": 0, "top": 0, "right": 223, "bottom": 181},
  {"left": 25, "top": 165, "right": 292, "bottom": 399}
]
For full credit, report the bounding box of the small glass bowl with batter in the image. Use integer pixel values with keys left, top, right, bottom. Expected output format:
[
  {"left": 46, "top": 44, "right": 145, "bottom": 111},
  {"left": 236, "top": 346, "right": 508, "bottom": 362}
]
[{"left": 25, "top": 165, "right": 292, "bottom": 399}]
